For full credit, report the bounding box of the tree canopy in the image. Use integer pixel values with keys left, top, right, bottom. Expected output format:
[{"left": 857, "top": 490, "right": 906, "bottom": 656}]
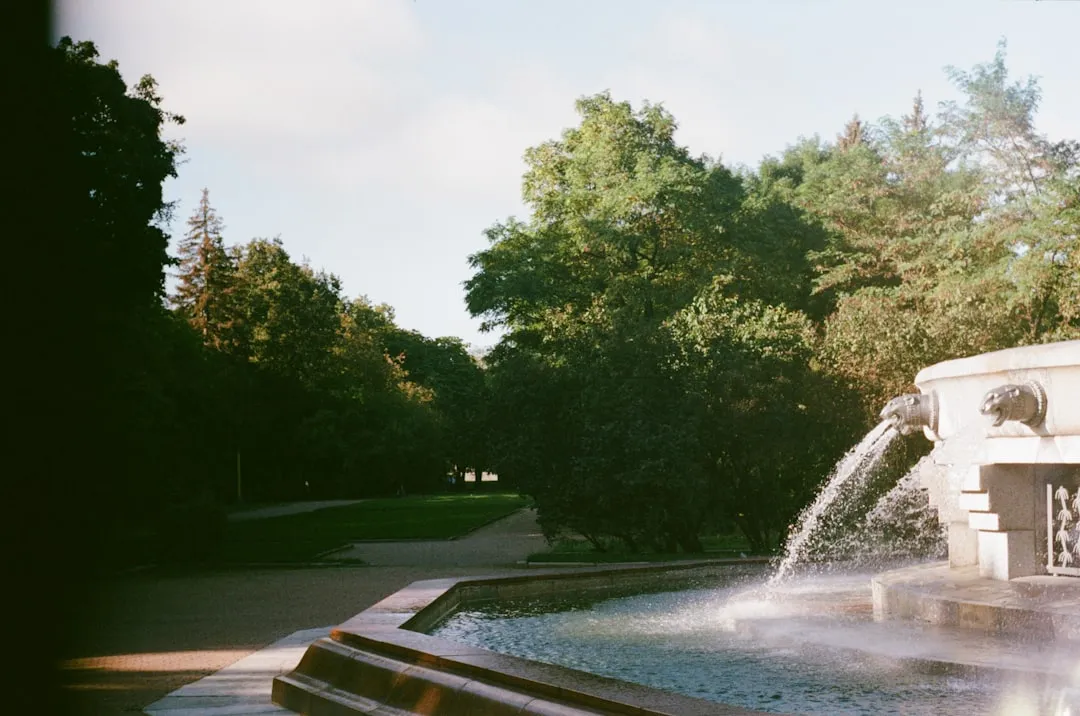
[
  {"left": 467, "top": 42, "right": 1079, "bottom": 551},
  {"left": 43, "top": 34, "right": 1079, "bottom": 561},
  {"left": 43, "top": 37, "right": 492, "bottom": 570}
]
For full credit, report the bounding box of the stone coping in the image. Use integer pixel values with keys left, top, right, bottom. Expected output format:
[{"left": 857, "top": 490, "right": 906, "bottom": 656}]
[
  {"left": 930, "top": 434, "right": 1080, "bottom": 465},
  {"left": 272, "top": 559, "right": 774, "bottom": 715},
  {"left": 914, "top": 340, "right": 1080, "bottom": 384},
  {"left": 910, "top": 339, "right": 1079, "bottom": 445},
  {"left": 873, "top": 562, "right": 1080, "bottom": 648}
]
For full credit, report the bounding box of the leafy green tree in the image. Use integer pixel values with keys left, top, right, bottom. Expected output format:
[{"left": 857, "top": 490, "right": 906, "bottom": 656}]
[
  {"left": 54, "top": 37, "right": 185, "bottom": 317},
  {"left": 469, "top": 93, "right": 854, "bottom": 552},
  {"left": 941, "top": 39, "right": 1054, "bottom": 209},
  {"left": 386, "top": 331, "right": 489, "bottom": 482},
  {"left": 808, "top": 42, "right": 1079, "bottom": 414},
  {"left": 468, "top": 93, "right": 750, "bottom": 338},
  {"left": 233, "top": 238, "right": 344, "bottom": 386},
  {"left": 666, "top": 281, "right": 862, "bottom": 550},
  {"left": 46, "top": 37, "right": 187, "bottom": 533}
]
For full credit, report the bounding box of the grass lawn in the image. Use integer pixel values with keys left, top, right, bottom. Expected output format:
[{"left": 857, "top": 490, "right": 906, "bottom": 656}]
[
  {"left": 221, "top": 492, "right": 529, "bottom": 564},
  {"left": 526, "top": 533, "right": 774, "bottom": 564}
]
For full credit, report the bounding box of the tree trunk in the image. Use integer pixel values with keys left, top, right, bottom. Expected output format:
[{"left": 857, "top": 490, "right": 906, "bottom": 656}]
[
  {"left": 735, "top": 514, "right": 766, "bottom": 553},
  {"left": 581, "top": 531, "right": 607, "bottom": 552},
  {"left": 676, "top": 529, "right": 703, "bottom": 554}
]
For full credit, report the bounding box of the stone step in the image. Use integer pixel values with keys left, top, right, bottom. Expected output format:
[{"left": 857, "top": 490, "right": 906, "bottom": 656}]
[
  {"left": 969, "top": 511, "right": 1003, "bottom": 531},
  {"left": 960, "top": 466, "right": 987, "bottom": 493},
  {"left": 273, "top": 636, "right": 684, "bottom": 715},
  {"left": 957, "top": 492, "right": 991, "bottom": 512}
]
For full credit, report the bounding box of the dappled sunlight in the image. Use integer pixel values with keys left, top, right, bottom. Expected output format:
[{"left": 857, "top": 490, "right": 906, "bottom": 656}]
[
  {"left": 414, "top": 683, "right": 444, "bottom": 714},
  {"left": 63, "top": 682, "right": 142, "bottom": 692},
  {"left": 61, "top": 649, "right": 251, "bottom": 673}
]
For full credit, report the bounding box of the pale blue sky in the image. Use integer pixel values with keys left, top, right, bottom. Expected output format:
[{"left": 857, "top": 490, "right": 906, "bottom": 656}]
[{"left": 57, "top": 1, "right": 1079, "bottom": 350}]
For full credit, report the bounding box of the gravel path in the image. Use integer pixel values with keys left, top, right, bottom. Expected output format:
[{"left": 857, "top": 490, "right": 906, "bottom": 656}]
[
  {"left": 59, "top": 508, "right": 549, "bottom": 715},
  {"left": 226, "top": 499, "right": 366, "bottom": 522},
  {"left": 333, "top": 504, "right": 548, "bottom": 566}
]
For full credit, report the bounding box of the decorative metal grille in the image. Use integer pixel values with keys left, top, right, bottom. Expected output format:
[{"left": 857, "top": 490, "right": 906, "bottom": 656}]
[{"left": 1048, "top": 484, "right": 1080, "bottom": 577}]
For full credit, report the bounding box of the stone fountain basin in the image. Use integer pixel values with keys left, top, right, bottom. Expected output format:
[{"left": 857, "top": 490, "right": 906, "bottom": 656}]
[
  {"left": 915, "top": 340, "right": 1080, "bottom": 465},
  {"left": 271, "top": 561, "right": 1080, "bottom": 716},
  {"left": 272, "top": 561, "right": 772, "bottom": 716}
]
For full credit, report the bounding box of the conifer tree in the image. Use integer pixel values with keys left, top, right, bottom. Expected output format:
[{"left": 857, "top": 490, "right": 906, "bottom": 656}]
[
  {"left": 837, "top": 114, "right": 867, "bottom": 151},
  {"left": 173, "top": 189, "right": 243, "bottom": 353}
]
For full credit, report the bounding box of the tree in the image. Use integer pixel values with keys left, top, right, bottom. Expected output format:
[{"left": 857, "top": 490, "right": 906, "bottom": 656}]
[
  {"left": 385, "top": 331, "right": 490, "bottom": 483},
  {"left": 468, "top": 92, "right": 749, "bottom": 339},
  {"left": 26, "top": 39, "right": 189, "bottom": 710},
  {"left": 46, "top": 37, "right": 187, "bottom": 530},
  {"left": 941, "top": 38, "right": 1053, "bottom": 209},
  {"left": 233, "top": 237, "right": 344, "bottom": 386},
  {"left": 54, "top": 37, "right": 185, "bottom": 317},
  {"left": 809, "top": 43, "right": 1079, "bottom": 415},
  {"left": 468, "top": 93, "right": 852, "bottom": 552},
  {"left": 666, "top": 281, "right": 862, "bottom": 550},
  {"left": 173, "top": 189, "right": 244, "bottom": 353},
  {"left": 836, "top": 114, "right": 868, "bottom": 151}
]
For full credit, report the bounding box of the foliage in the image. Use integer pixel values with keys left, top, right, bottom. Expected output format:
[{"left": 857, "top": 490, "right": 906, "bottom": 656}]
[
  {"left": 47, "top": 37, "right": 190, "bottom": 565},
  {"left": 806, "top": 40, "right": 1080, "bottom": 415},
  {"left": 468, "top": 94, "right": 857, "bottom": 552},
  {"left": 526, "top": 532, "right": 761, "bottom": 564},
  {"left": 50, "top": 35, "right": 498, "bottom": 570},
  {"left": 55, "top": 36, "right": 185, "bottom": 314},
  {"left": 53, "top": 31, "right": 1079, "bottom": 569},
  {"left": 173, "top": 189, "right": 245, "bottom": 353},
  {"left": 467, "top": 43, "right": 1078, "bottom": 554}
]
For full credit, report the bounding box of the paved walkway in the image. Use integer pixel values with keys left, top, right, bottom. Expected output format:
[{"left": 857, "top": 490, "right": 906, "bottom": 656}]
[
  {"left": 59, "top": 509, "right": 553, "bottom": 716},
  {"left": 332, "top": 505, "right": 548, "bottom": 566},
  {"left": 144, "top": 627, "right": 330, "bottom": 716},
  {"left": 226, "top": 500, "right": 365, "bottom": 522}
]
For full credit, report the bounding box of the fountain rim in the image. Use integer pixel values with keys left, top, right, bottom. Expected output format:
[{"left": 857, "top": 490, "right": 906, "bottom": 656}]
[
  {"left": 272, "top": 558, "right": 1080, "bottom": 716},
  {"left": 271, "top": 559, "right": 776, "bottom": 716},
  {"left": 914, "top": 340, "right": 1080, "bottom": 385}
]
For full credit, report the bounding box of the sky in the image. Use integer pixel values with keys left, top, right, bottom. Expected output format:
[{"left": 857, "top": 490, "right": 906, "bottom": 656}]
[{"left": 56, "top": 0, "right": 1080, "bottom": 350}]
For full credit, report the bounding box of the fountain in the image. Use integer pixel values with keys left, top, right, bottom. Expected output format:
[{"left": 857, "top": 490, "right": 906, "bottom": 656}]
[
  {"left": 877, "top": 340, "right": 1080, "bottom": 581},
  {"left": 271, "top": 340, "right": 1080, "bottom": 715}
]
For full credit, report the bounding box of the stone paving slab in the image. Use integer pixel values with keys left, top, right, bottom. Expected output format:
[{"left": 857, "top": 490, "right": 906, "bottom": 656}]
[
  {"left": 873, "top": 561, "right": 1080, "bottom": 642},
  {"left": 144, "top": 627, "right": 331, "bottom": 715}
]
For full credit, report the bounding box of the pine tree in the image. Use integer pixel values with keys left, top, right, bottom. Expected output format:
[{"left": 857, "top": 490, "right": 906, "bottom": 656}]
[
  {"left": 902, "top": 91, "right": 928, "bottom": 135},
  {"left": 837, "top": 114, "right": 867, "bottom": 151},
  {"left": 173, "top": 189, "right": 243, "bottom": 353}
]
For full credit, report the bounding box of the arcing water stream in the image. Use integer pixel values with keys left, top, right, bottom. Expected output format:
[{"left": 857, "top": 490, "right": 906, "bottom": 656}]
[
  {"left": 830, "top": 453, "right": 946, "bottom": 562},
  {"left": 768, "top": 420, "right": 900, "bottom": 585}
]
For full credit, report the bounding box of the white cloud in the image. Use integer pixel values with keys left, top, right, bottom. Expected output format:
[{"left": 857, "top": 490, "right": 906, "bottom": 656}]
[
  {"left": 58, "top": 1, "right": 582, "bottom": 204},
  {"left": 57, "top": 0, "right": 425, "bottom": 144},
  {"left": 303, "top": 62, "right": 579, "bottom": 206}
]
